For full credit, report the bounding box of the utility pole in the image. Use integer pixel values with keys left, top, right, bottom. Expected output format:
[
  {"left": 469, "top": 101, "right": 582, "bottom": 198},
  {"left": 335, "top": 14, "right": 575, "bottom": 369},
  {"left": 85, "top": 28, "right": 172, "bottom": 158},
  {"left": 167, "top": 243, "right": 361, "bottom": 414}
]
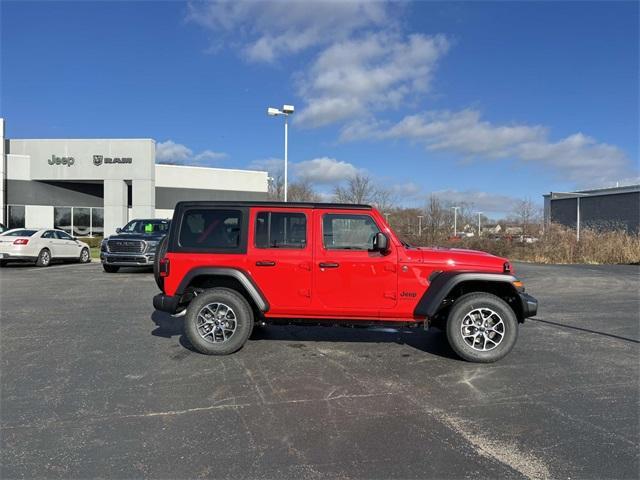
[
  {"left": 477, "top": 212, "right": 483, "bottom": 237},
  {"left": 417, "top": 215, "right": 423, "bottom": 237},
  {"left": 452, "top": 206, "right": 459, "bottom": 237}
]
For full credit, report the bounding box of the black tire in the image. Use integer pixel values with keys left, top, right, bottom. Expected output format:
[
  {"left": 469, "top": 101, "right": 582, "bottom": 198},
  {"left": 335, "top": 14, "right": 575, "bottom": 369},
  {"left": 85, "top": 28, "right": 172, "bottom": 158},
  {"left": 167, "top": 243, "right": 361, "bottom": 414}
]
[
  {"left": 446, "top": 292, "right": 518, "bottom": 363},
  {"left": 35, "top": 248, "right": 51, "bottom": 267},
  {"left": 79, "top": 247, "right": 91, "bottom": 263},
  {"left": 184, "top": 288, "right": 254, "bottom": 355},
  {"left": 103, "top": 264, "right": 120, "bottom": 273},
  {"left": 153, "top": 236, "right": 169, "bottom": 290}
]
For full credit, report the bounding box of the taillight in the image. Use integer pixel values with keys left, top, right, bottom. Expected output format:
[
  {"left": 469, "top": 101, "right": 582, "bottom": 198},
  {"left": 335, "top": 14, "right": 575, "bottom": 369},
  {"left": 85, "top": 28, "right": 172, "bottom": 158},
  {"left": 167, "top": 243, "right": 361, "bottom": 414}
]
[
  {"left": 13, "top": 239, "right": 29, "bottom": 245},
  {"left": 159, "top": 258, "right": 170, "bottom": 277}
]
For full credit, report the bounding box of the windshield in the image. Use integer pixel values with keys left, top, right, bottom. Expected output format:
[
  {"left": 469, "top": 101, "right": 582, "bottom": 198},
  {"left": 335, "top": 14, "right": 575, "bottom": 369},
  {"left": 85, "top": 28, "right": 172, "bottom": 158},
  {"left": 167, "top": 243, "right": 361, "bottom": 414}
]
[
  {"left": 121, "top": 220, "right": 170, "bottom": 234},
  {"left": 3, "top": 229, "right": 37, "bottom": 237}
]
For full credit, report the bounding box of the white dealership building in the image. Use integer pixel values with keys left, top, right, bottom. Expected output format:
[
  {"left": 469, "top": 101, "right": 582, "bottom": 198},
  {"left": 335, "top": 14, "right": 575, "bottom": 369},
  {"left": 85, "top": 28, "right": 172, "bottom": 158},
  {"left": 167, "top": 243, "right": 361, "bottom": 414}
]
[{"left": 0, "top": 119, "right": 269, "bottom": 236}]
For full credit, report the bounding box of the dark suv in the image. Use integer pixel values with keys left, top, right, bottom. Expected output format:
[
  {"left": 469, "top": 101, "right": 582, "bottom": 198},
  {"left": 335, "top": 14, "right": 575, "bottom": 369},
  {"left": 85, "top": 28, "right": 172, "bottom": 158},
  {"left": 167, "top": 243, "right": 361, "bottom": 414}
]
[
  {"left": 152, "top": 201, "right": 537, "bottom": 362},
  {"left": 101, "top": 218, "right": 170, "bottom": 272}
]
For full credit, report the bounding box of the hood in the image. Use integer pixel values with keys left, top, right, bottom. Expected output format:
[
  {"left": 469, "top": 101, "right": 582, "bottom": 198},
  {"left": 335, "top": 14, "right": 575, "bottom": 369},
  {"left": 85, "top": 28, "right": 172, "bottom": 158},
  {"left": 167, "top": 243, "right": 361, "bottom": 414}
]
[
  {"left": 411, "top": 246, "right": 509, "bottom": 272},
  {"left": 106, "top": 232, "right": 166, "bottom": 242}
]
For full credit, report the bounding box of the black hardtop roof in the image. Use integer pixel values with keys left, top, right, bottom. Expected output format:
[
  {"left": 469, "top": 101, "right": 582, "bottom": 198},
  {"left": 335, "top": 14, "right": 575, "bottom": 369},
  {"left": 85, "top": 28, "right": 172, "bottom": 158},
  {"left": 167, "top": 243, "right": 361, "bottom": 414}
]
[{"left": 175, "top": 201, "right": 373, "bottom": 210}]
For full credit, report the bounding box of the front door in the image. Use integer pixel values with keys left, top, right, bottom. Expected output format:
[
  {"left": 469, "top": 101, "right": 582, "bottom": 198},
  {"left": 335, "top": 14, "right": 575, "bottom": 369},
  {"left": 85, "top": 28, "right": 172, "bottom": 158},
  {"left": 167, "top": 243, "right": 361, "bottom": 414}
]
[
  {"left": 247, "top": 208, "right": 312, "bottom": 316},
  {"left": 42, "top": 230, "right": 64, "bottom": 257},
  {"left": 55, "top": 231, "right": 81, "bottom": 257},
  {"left": 313, "top": 210, "right": 397, "bottom": 318}
]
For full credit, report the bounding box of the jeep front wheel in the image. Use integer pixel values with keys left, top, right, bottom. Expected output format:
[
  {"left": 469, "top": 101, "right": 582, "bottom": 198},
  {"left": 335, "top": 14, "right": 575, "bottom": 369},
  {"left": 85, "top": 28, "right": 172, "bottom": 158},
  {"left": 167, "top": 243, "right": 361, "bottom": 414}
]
[
  {"left": 446, "top": 292, "right": 518, "bottom": 363},
  {"left": 184, "top": 288, "right": 254, "bottom": 355}
]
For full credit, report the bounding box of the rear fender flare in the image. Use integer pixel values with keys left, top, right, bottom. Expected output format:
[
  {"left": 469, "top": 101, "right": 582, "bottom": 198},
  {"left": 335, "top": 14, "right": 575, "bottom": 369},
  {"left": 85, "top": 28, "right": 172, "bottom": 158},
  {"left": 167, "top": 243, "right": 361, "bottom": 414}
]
[
  {"left": 414, "top": 271, "right": 518, "bottom": 318},
  {"left": 177, "top": 267, "right": 269, "bottom": 312}
]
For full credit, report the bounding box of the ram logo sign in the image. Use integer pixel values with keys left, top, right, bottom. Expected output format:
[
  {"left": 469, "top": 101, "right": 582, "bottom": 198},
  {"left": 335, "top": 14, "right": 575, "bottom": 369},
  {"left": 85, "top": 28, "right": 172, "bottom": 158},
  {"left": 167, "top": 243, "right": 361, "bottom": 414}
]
[{"left": 93, "top": 155, "right": 132, "bottom": 166}]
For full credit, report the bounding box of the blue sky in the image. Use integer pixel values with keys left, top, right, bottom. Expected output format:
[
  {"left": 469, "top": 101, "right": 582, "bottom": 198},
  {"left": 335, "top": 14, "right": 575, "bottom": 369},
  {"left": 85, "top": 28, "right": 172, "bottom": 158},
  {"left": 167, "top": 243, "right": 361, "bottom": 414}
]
[{"left": 2, "top": 0, "right": 638, "bottom": 215}]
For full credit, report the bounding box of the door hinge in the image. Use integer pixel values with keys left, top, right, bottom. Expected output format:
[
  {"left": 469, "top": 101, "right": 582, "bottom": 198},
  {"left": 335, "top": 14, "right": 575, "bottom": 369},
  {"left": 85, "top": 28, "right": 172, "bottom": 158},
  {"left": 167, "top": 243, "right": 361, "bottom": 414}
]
[{"left": 384, "top": 291, "right": 396, "bottom": 300}]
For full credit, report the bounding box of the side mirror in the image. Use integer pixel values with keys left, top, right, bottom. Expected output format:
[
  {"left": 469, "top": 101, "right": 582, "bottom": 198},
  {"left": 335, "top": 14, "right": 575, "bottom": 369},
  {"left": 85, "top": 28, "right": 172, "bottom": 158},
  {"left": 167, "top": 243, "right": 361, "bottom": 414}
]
[
  {"left": 116, "top": 228, "right": 122, "bottom": 233},
  {"left": 373, "top": 232, "right": 389, "bottom": 252}
]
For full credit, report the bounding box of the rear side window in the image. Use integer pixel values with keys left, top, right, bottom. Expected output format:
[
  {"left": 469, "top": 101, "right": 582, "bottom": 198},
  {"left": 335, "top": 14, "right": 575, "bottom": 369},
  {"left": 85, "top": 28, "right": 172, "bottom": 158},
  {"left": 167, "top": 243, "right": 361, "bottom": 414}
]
[
  {"left": 179, "top": 209, "right": 243, "bottom": 250},
  {"left": 255, "top": 212, "right": 307, "bottom": 249},
  {"left": 42, "top": 231, "right": 56, "bottom": 239},
  {"left": 323, "top": 214, "right": 380, "bottom": 250}
]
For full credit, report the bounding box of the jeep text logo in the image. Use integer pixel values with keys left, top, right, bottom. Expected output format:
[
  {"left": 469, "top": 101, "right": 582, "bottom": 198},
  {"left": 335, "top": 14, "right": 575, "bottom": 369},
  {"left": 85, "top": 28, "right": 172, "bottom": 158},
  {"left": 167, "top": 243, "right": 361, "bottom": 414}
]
[
  {"left": 93, "top": 155, "right": 132, "bottom": 166},
  {"left": 48, "top": 155, "right": 75, "bottom": 167}
]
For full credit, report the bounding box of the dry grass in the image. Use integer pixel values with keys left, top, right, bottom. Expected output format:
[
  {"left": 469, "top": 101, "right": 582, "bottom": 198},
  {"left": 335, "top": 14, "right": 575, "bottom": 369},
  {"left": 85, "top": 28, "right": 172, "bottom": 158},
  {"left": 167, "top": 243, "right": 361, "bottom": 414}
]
[{"left": 451, "top": 225, "right": 640, "bottom": 264}]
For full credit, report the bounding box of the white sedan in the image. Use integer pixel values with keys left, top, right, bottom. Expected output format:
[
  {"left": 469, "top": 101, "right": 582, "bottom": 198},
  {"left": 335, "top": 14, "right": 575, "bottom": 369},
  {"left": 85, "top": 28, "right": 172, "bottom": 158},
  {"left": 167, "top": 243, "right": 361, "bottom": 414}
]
[{"left": 0, "top": 228, "right": 91, "bottom": 267}]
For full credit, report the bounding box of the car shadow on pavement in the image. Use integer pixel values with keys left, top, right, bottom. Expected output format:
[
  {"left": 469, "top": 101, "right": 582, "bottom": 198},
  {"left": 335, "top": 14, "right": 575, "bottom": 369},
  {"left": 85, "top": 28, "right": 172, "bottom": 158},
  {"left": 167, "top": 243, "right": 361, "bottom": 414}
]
[{"left": 150, "top": 311, "right": 459, "bottom": 360}]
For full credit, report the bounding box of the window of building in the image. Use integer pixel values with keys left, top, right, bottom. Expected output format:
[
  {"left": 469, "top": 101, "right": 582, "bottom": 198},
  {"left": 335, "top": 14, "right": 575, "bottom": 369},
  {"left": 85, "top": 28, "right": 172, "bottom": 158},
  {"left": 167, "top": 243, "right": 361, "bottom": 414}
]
[
  {"left": 322, "top": 214, "right": 380, "bottom": 250},
  {"left": 179, "top": 209, "right": 243, "bottom": 250},
  {"left": 255, "top": 212, "right": 307, "bottom": 249},
  {"left": 91, "top": 208, "right": 104, "bottom": 237},
  {"left": 7, "top": 205, "right": 25, "bottom": 229},
  {"left": 54, "top": 207, "right": 72, "bottom": 235},
  {"left": 73, "top": 207, "right": 91, "bottom": 237}
]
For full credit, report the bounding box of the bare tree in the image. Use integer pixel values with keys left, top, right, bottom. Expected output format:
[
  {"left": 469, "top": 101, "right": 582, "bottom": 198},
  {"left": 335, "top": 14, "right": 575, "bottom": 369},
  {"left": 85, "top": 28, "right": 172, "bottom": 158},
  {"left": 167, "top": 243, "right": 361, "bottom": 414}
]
[
  {"left": 267, "top": 170, "right": 284, "bottom": 201},
  {"left": 512, "top": 198, "right": 537, "bottom": 237},
  {"left": 423, "top": 194, "right": 448, "bottom": 244},
  {"left": 333, "top": 173, "right": 395, "bottom": 211},
  {"left": 288, "top": 179, "right": 321, "bottom": 202}
]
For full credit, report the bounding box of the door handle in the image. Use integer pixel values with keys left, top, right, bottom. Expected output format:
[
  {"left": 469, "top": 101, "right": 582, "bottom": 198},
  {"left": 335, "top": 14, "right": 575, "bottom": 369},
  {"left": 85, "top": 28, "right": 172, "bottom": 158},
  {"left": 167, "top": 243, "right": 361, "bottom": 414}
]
[
  {"left": 256, "top": 260, "right": 276, "bottom": 267},
  {"left": 319, "top": 262, "right": 340, "bottom": 269}
]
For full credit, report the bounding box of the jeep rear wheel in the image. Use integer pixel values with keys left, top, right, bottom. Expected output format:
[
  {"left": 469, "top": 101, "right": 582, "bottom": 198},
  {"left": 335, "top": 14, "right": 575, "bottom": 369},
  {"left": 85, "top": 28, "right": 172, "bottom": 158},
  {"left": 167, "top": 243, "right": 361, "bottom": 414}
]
[
  {"left": 184, "top": 288, "right": 254, "bottom": 355},
  {"left": 446, "top": 292, "right": 518, "bottom": 363}
]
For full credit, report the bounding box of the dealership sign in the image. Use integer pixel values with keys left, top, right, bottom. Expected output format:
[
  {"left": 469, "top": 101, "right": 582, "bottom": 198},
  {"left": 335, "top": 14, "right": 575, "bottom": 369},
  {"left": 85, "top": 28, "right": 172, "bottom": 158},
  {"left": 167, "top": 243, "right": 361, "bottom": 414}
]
[
  {"left": 48, "top": 154, "right": 75, "bottom": 166},
  {"left": 93, "top": 155, "right": 133, "bottom": 166}
]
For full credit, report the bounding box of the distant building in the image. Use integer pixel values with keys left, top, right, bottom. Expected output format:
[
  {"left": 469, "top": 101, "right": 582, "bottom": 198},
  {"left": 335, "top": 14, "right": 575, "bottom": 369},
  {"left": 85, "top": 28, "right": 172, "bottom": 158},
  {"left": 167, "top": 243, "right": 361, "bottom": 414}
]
[
  {"left": 482, "top": 224, "right": 502, "bottom": 235},
  {"left": 543, "top": 185, "right": 640, "bottom": 234}
]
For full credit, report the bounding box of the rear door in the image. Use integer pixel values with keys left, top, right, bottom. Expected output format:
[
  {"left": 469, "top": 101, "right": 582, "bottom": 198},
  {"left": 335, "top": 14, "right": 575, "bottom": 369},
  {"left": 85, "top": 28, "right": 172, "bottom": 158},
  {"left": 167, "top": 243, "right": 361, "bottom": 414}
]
[
  {"left": 247, "top": 208, "right": 312, "bottom": 315},
  {"left": 312, "top": 210, "right": 398, "bottom": 318}
]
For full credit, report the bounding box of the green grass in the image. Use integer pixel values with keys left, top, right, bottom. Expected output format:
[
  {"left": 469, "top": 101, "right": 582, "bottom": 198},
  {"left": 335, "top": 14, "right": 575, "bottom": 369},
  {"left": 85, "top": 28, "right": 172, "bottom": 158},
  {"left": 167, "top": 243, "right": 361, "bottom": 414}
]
[{"left": 90, "top": 247, "right": 101, "bottom": 259}]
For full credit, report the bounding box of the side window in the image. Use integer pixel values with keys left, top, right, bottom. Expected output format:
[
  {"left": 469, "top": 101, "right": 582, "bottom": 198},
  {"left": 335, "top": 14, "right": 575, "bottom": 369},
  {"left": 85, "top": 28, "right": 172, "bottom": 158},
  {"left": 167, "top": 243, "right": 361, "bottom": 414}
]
[
  {"left": 323, "top": 214, "right": 380, "bottom": 250},
  {"left": 255, "top": 212, "right": 307, "bottom": 249},
  {"left": 56, "top": 231, "right": 73, "bottom": 240},
  {"left": 179, "top": 209, "right": 243, "bottom": 250},
  {"left": 42, "top": 230, "right": 56, "bottom": 239}
]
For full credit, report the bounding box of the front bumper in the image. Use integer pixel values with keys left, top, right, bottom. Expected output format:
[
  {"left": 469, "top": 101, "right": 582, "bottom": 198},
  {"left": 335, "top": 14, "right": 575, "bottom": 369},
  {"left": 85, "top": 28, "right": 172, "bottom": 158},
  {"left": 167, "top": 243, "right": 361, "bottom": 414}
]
[
  {"left": 153, "top": 293, "right": 181, "bottom": 314},
  {"left": 519, "top": 292, "right": 538, "bottom": 318},
  {"left": 101, "top": 252, "right": 155, "bottom": 266}
]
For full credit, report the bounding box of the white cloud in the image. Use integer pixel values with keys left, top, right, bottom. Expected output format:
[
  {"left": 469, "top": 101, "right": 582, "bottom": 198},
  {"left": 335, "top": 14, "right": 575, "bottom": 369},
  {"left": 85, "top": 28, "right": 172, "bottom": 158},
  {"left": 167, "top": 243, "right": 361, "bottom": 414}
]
[
  {"left": 343, "top": 109, "right": 634, "bottom": 186},
  {"left": 247, "top": 157, "right": 284, "bottom": 175},
  {"left": 156, "top": 140, "right": 227, "bottom": 165},
  {"left": 293, "top": 157, "right": 360, "bottom": 184},
  {"left": 186, "top": 0, "right": 391, "bottom": 62},
  {"left": 296, "top": 33, "right": 450, "bottom": 127}
]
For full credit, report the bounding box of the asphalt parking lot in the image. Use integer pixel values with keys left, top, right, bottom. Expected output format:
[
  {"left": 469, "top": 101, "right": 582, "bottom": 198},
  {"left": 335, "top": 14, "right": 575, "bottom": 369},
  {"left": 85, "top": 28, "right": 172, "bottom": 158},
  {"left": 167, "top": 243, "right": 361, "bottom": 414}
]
[{"left": 1, "top": 262, "right": 638, "bottom": 479}]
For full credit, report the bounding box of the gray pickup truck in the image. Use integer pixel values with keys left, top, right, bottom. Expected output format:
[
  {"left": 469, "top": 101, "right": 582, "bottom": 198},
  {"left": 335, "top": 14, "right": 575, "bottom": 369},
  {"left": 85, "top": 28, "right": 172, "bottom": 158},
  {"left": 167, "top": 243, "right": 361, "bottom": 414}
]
[{"left": 100, "top": 219, "right": 170, "bottom": 273}]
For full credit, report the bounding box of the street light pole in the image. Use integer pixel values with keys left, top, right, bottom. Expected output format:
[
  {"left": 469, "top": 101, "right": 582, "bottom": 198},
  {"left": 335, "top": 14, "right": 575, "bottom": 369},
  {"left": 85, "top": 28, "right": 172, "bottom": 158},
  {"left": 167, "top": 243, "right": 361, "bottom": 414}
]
[
  {"left": 477, "top": 212, "right": 482, "bottom": 237},
  {"left": 417, "top": 215, "right": 423, "bottom": 237},
  {"left": 267, "top": 104, "right": 295, "bottom": 202},
  {"left": 452, "top": 206, "right": 459, "bottom": 237},
  {"left": 284, "top": 115, "right": 288, "bottom": 202}
]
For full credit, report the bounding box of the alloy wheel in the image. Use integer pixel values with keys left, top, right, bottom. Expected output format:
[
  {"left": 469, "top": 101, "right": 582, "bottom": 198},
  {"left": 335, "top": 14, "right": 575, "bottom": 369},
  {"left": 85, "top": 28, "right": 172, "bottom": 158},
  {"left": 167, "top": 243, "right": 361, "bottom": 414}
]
[
  {"left": 460, "top": 307, "right": 505, "bottom": 352},
  {"left": 196, "top": 302, "right": 238, "bottom": 344}
]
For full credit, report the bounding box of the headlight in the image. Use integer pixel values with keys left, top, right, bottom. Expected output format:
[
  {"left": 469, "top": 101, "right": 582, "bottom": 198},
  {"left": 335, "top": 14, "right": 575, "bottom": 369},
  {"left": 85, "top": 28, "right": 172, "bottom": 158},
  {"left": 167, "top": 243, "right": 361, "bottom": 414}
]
[
  {"left": 146, "top": 240, "right": 159, "bottom": 252},
  {"left": 101, "top": 238, "right": 108, "bottom": 252}
]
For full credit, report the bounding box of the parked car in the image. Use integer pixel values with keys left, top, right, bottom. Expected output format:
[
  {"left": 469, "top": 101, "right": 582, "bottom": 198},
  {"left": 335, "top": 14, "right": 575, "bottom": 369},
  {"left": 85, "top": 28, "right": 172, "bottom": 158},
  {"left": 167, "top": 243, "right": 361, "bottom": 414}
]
[
  {"left": 0, "top": 228, "right": 91, "bottom": 267},
  {"left": 101, "top": 218, "right": 170, "bottom": 273},
  {"left": 152, "top": 201, "right": 538, "bottom": 363}
]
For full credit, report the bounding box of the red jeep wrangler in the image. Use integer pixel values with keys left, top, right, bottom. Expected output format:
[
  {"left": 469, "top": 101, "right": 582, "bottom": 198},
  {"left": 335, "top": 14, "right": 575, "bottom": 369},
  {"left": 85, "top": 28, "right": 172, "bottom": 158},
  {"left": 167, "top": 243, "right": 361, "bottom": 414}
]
[{"left": 153, "top": 201, "right": 537, "bottom": 362}]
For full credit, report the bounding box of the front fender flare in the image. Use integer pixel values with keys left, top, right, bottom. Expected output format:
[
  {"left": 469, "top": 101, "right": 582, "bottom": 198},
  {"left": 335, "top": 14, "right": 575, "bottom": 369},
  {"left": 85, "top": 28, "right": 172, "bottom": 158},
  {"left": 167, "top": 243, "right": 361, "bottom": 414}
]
[{"left": 414, "top": 271, "right": 518, "bottom": 318}]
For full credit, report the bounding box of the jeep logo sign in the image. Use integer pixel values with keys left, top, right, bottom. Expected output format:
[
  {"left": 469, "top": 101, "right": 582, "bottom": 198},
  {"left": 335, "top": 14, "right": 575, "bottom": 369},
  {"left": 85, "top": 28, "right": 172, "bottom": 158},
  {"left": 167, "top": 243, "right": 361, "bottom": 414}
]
[
  {"left": 48, "top": 154, "right": 75, "bottom": 166},
  {"left": 93, "top": 155, "right": 132, "bottom": 166}
]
